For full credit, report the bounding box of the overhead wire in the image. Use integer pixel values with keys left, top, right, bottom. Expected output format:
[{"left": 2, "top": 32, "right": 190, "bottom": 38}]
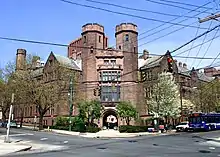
[
  {"left": 185, "top": 23, "right": 201, "bottom": 63},
  {"left": 196, "top": 26, "right": 220, "bottom": 68},
  {"left": 60, "top": 0, "right": 213, "bottom": 29},
  {"left": 157, "top": 0, "right": 213, "bottom": 10},
  {"left": 144, "top": 0, "right": 213, "bottom": 14},
  {"left": 120, "top": 4, "right": 213, "bottom": 48},
  {"left": 191, "top": 21, "right": 213, "bottom": 68},
  {"left": 81, "top": 0, "right": 198, "bottom": 19}
]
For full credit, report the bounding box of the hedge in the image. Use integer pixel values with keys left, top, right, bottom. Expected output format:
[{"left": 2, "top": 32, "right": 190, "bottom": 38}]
[{"left": 119, "top": 125, "right": 149, "bottom": 133}]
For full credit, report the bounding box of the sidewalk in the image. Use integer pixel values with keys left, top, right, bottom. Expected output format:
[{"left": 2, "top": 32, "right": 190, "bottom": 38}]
[{"left": 0, "top": 137, "right": 32, "bottom": 156}]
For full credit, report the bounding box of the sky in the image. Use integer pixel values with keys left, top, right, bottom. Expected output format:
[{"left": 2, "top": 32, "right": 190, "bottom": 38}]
[{"left": 0, "top": 0, "right": 220, "bottom": 70}]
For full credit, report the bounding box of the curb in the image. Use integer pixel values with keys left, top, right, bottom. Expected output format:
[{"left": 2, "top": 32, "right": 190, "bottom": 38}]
[{"left": 15, "top": 146, "right": 32, "bottom": 152}]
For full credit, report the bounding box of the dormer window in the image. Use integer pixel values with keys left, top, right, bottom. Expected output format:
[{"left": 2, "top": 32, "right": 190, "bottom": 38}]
[{"left": 125, "top": 34, "right": 129, "bottom": 41}]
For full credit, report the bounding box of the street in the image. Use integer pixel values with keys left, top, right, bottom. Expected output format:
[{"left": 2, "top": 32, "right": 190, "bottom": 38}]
[{"left": 1, "top": 128, "right": 220, "bottom": 157}]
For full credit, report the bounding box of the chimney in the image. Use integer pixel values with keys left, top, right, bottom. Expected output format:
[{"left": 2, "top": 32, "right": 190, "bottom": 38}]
[
  {"left": 143, "top": 49, "right": 149, "bottom": 60},
  {"left": 183, "top": 63, "right": 187, "bottom": 69},
  {"left": 178, "top": 62, "right": 182, "bottom": 67},
  {"left": 16, "top": 49, "right": 27, "bottom": 71}
]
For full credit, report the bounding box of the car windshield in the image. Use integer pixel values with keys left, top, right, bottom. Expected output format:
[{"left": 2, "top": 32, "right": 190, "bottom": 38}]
[{"left": 179, "top": 122, "right": 188, "bottom": 125}]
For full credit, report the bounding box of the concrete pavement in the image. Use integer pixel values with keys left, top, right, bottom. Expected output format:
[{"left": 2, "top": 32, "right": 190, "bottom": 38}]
[{"left": 2, "top": 127, "right": 220, "bottom": 157}]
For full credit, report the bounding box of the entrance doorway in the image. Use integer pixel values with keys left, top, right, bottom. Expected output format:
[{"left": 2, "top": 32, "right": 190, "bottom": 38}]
[{"left": 103, "top": 110, "right": 118, "bottom": 129}]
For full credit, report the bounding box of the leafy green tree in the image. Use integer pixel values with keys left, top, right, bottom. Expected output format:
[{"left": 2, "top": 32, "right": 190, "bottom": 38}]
[
  {"left": 116, "top": 101, "right": 137, "bottom": 125},
  {"left": 149, "top": 72, "right": 180, "bottom": 122},
  {"left": 78, "top": 100, "right": 102, "bottom": 126}
]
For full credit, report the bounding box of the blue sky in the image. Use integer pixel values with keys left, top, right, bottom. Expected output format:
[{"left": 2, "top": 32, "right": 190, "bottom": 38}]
[{"left": 0, "top": 0, "right": 220, "bottom": 70}]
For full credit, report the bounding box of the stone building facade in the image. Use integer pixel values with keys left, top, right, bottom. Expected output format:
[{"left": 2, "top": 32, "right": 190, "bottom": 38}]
[
  {"left": 68, "top": 23, "right": 144, "bottom": 127},
  {"left": 13, "top": 49, "right": 82, "bottom": 126},
  {"left": 139, "top": 50, "right": 214, "bottom": 122}
]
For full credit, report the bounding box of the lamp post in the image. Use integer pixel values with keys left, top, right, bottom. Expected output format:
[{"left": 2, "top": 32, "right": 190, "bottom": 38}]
[{"left": 68, "top": 75, "right": 73, "bottom": 131}]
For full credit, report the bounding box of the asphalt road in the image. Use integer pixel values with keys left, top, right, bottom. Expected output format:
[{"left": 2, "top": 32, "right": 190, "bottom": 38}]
[{"left": 1, "top": 127, "right": 220, "bottom": 157}]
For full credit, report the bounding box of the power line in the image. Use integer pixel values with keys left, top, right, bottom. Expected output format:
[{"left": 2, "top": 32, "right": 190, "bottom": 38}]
[
  {"left": 145, "top": 0, "right": 212, "bottom": 14},
  {"left": 81, "top": 0, "right": 198, "bottom": 19},
  {"left": 191, "top": 21, "right": 213, "bottom": 68},
  {"left": 173, "top": 33, "right": 220, "bottom": 56},
  {"left": 1, "top": 36, "right": 220, "bottom": 61},
  {"left": 196, "top": 26, "right": 220, "bottom": 68},
  {"left": 60, "top": 0, "right": 213, "bottom": 29},
  {"left": 157, "top": 0, "right": 213, "bottom": 10},
  {"left": 185, "top": 23, "right": 201, "bottom": 63},
  {"left": 170, "top": 23, "right": 220, "bottom": 53}
]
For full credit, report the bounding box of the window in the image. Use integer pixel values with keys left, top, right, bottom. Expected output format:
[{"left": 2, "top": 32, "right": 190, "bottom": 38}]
[
  {"left": 111, "top": 60, "right": 116, "bottom": 65},
  {"left": 99, "top": 36, "right": 101, "bottom": 43},
  {"left": 100, "top": 71, "right": 121, "bottom": 82},
  {"left": 119, "top": 45, "right": 121, "bottom": 50},
  {"left": 101, "top": 86, "right": 120, "bottom": 102},
  {"left": 104, "top": 60, "right": 109, "bottom": 65},
  {"left": 30, "top": 106, "right": 32, "bottom": 116},
  {"left": 125, "top": 34, "right": 129, "bottom": 41},
  {"left": 84, "top": 36, "right": 87, "bottom": 43},
  {"left": 90, "top": 46, "right": 94, "bottom": 53},
  {"left": 134, "top": 46, "right": 136, "bottom": 53}
]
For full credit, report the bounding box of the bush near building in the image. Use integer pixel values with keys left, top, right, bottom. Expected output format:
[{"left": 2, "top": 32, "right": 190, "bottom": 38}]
[
  {"left": 119, "top": 125, "right": 150, "bottom": 133},
  {"left": 51, "top": 116, "right": 100, "bottom": 133}
]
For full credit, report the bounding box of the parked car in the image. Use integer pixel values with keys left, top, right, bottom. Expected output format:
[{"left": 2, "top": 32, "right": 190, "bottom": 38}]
[
  {"left": 176, "top": 121, "right": 189, "bottom": 132},
  {"left": 3, "top": 121, "right": 18, "bottom": 128}
]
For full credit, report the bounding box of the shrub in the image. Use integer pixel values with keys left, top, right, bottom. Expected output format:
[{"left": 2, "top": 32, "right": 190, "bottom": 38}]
[
  {"left": 119, "top": 125, "right": 149, "bottom": 133},
  {"left": 86, "top": 126, "right": 101, "bottom": 133},
  {"left": 55, "top": 116, "right": 69, "bottom": 127}
]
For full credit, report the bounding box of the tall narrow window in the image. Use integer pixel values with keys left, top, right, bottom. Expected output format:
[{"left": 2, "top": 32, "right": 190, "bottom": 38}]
[
  {"left": 125, "top": 34, "right": 129, "bottom": 41},
  {"left": 84, "top": 36, "right": 87, "bottom": 43},
  {"left": 134, "top": 46, "right": 136, "bottom": 53},
  {"left": 119, "top": 45, "right": 121, "bottom": 50},
  {"left": 99, "top": 36, "right": 101, "bottom": 43},
  {"left": 90, "top": 46, "right": 94, "bottom": 53}
]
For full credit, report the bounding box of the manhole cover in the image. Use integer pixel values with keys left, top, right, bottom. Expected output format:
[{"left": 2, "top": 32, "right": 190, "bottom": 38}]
[
  {"left": 97, "top": 147, "right": 107, "bottom": 150},
  {"left": 128, "top": 140, "right": 137, "bottom": 143},
  {"left": 199, "top": 150, "right": 211, "bottom": 153}
]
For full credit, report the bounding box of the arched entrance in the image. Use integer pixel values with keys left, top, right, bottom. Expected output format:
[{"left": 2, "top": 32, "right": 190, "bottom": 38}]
[{"left": 103, "top": 110, "right": 118, "bottom": 129}]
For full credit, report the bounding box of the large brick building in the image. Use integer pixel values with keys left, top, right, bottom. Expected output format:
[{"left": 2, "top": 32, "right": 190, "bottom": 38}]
[
  {"left": 67, "top": 23, "right": 144, "bottom": 127},
  {"left": 139, "top": 50, "right": 214, "bottom": 122},
  {"left": 13, "top": 23, "right": 145, "bottom": 128}
]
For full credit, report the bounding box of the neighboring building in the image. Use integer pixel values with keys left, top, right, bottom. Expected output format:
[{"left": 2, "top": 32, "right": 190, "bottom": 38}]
[
  {"left": 14, "top": 49, "right": 82, "bottom": 126},
  {"left": 68, "top": 23, "right": 145, "bottom": 127},
  {"left": 139, "top": 51, "right": 214, "bottom": 122},
  {"left": 204, "top": 67, "right": 220, "bottom": 79}
]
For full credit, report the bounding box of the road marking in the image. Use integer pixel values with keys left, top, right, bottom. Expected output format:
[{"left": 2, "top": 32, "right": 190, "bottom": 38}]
[
  {"left": 9, "top": 133, "right": 34, "bottom": 137},
  {"left": 63, "top": 141, "right": 68, "bottom": 144},
  {"left": 209, "top": 147, "right": 216, "bottom": 150},
  {"left": 40, "top": 138, "right": 48, "bottom": 141}
]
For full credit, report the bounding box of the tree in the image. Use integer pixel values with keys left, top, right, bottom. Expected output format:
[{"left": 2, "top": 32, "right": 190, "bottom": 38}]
[
  {"left": 197, "top": 80, "right": 220, "bottom": 112},
  {"left": 78, "top": 100, "right": 102, "bottom": 126},
  {"left": 149, "top": 72, "right": 180, "bottom": 122},
  {"left": 116, "top": 101, "right": 137, "bottom": 125}
]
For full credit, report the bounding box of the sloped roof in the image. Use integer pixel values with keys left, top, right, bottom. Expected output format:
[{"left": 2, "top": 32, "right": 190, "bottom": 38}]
[
  {"left": 197, "top": 71, "right": 214, "bottom": 82},
  {"left": 139, "top": 56, "right": 163, "bottom": 70},
  {"left": 32, "top": 67, "right": 43, "bottom": 77},
  {"left": 53, "top": 53, "right": 81, "bottom": 71},
  {"left": 177, "top": 65, "right": 191, "bottom": 77}
]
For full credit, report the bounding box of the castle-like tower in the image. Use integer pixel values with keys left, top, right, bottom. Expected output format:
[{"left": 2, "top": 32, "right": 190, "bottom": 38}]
[
  {"left": 16, "top": 49, "right": 26, "bottom": 71},
  {"left": 115, "top": 23, "right": 139, "bottom": 106},
  {"left": 81, "top": 23, "right": 105, "bottom": 99}
]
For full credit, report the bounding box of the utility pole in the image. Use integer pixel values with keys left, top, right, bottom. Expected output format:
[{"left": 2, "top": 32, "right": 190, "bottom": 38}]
[
  {"left": 69, "top": 74, "right": 74, "bottom": 131},
  {"left": 179, "top": 82, "right": 183, "bottom": 122},
  {"left": 199, "top": 13, "right": 220, "bottom": 23},
  {"left": 5, "top": 93, "right": 14, "bottom": 143}
]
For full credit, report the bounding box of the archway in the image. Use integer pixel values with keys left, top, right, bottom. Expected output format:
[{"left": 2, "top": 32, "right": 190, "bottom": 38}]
[{"left": 102, "top": 110, "right": 118, "bottom": 129}]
